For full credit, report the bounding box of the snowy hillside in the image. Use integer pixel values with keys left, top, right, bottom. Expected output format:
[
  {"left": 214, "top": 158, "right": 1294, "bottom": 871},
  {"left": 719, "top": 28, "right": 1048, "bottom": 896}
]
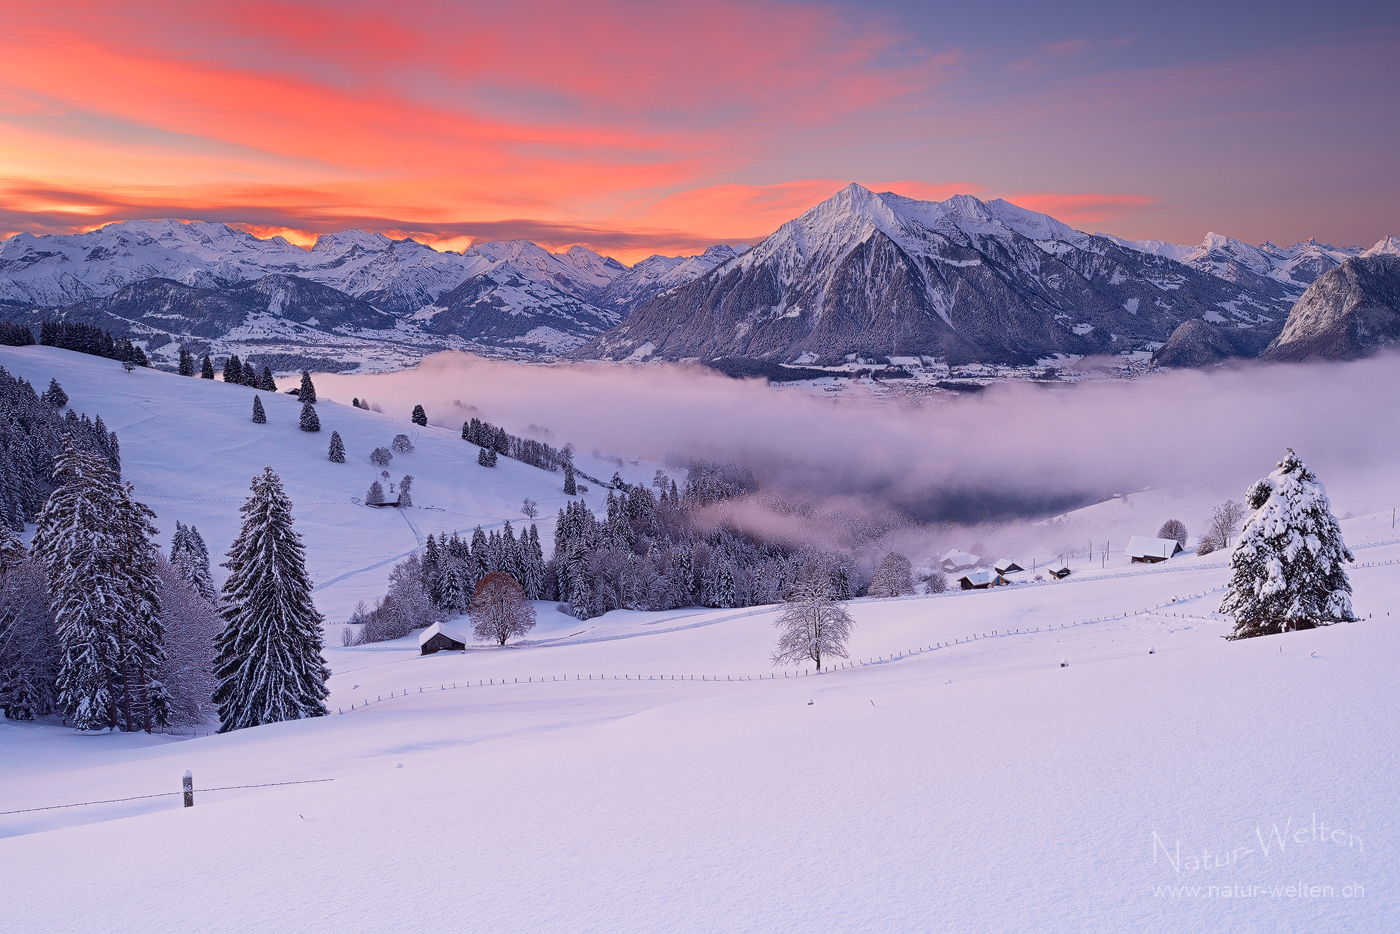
[
  {"left": 0, "top": 345, "right": 660, "bottom": 620},
  {"left": 2, "top": 344, "right": 1398, "bottom": 931},
  {"left": 2, "top": 497, "right": 1397, "bottom": 930}
]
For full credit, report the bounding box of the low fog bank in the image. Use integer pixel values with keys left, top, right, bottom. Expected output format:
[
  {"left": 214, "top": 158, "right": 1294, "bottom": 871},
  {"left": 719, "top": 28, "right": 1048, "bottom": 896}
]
[{"left": 316, "top": 352, "right": 1400, "bottom": 568}]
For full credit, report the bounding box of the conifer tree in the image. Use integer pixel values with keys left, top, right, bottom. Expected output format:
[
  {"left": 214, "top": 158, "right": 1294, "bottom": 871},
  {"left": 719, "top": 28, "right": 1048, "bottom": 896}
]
[
  {"left": 212, "top": 467, "right": 329, "bottom": 731},
  {"left": 178, "top": 348, "right": 195, "bottom": 377},
  {"left": 222, "top": 354, "right": 243, "bottom": 384},
  {"left": 252, "top": 396, "right": 266, "bottom": 424},
  {"left": 1220, "top": 450, "right": 1356, "bottom": 639},
  {"left": 33, "top": 441, "right": 168, "bottom": 731},
  {"left": 412, "top": 404, "right": 427, "bottom": 426},
  {"left": 42, "top": 378, "right": 68, "bottom": 409},
  {"left": 328, "top": 431, "right": 345, "bottom": 463},
  {"left": 200, "top": 354, "right": 215, "bottom": 379},
  {"left": 396, "top": 475, "right": 413, "bottom": 508},
  {"left": 298, "top": 370, "right": 317, "bottom": 404},
  {"left": 564, "top": 459, "right": 576, "bottom": 495},
  {"left": 241, "top": 360, "right": 258, "bottom": 387},
  {"left": 170, "top": 521, "right": 216, "bottom": 602},
  {"left": 259, "top": 366, "right": 276, "bottom": 392},
  {"left": 299, "top": 402, "right": 321, "bottom": 432},
  {"left": 478, "top": 446, "right": 496, "bottom": 467}
]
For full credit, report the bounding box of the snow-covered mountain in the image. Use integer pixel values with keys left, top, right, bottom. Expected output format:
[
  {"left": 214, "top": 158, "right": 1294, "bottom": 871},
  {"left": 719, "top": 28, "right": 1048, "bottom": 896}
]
[
  {"left": 1261, "top": 253, "right": 1400, "bottom": 362},
  {"left": 580, "top": 184, "right": 1295, "bottom": 365},
  {"left": 597, "top": 244, "right": 750, "bottom": 315},
  {"left": 0, "top": 222, "right": 733, "bottom": 367},
  {"left": 1101, "top": 230, "right": 1368, "bottom": 295}
]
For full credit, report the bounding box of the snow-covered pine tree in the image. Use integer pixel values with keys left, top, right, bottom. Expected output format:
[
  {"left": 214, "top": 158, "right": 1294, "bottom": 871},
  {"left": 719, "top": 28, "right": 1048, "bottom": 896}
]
[
  {"left": 0, "top": 553, "right": 60, "bottom": 721},
  {"left": 200, "top": 354, "right": 215, "bottom": 379},
  {"left": 521, "top": 525, "right": 545, "bottom": 600},
  {"left": 411, "top": 404, "right": 427, "bottom": 426},
  {"left": 252, "top": 396, "right": 266, "bottom": 424},
  {"left": 1219, "top": 450, "right": 1356, "bottom": 639},
  {"left": 241, "top": 360, "right": 257, "bottom": 387},
  {"left": 328, "top": 431, "right": 345, "bottom": 463},
  {"left": 170, "top": 521, "right": 216, "bottom": 601},
  {"left": 396, "top": 475, "right": 413, "bottom": 508},
  {"left": 365, "top": 481, "right": 385, "bottom": 505},
  {"left": 222, "top": 355, "right": 242, "bottom": 385},
  {"left": 0, "top": 522, "right": 24, "bottom": 573},
  {"left": 478, "top": 446, "right": 496, "bottom": 467},
  {"left": 299, "top": 402, "right": 320, "bottom": 432},
  {"left": 33, "top": 440, "right": 168, "bottom": 731},
  {"left": 563, "top": 459, "right": 576, "bottom": 495},
  {"left": 298, "top": 370, "right": 317, "bottom": 404},
  {"left": 154, "top": 557, "right": 219, "bottom": 728},
  {"left": 42, "top": 378, "right": 68, "bottom": 408},
  {"left": 212, "top": 467, "right": 329, "bottom": 731},
  {"left": 259, "top": 366, "right": 276, "bottom": 392},
  {"left": 178, "top": 348, "right": 195, "bottom": 377},
  {"left": 771, "top": 578, "right": 854, "bottom": 671}
]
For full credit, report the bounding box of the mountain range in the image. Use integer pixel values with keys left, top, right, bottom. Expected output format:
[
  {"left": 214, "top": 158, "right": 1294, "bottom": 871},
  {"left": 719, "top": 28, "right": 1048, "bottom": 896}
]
[{"left": 1, "top": 188, "right": 1396, "bottom": 372}]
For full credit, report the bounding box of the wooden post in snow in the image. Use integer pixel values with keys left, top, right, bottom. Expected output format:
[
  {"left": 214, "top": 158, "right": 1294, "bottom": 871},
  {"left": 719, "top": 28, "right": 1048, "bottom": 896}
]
[{"left": 183, "top": 770, "right": 194, "bottom": 808}]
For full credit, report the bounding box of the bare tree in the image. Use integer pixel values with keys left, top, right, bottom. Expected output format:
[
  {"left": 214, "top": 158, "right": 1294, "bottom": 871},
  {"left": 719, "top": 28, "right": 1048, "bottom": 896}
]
[
  {"left": 470, "top": 572, "right": 537, "bottom": 646},
  {"left": 369, "top": 446, "right": 393, "bottom": 468},
  {"left": 1208, "top": 499, "right": 1247, "bottom": 549},
  {"left": 521, "top": 498, "right": 539, "bottom": 520},
  {"left": 391, "top": 434, "right": 414, "bottom": 455},
  {"left": 1157, "top": 519, "right": 1188, "bottom": 547},
  {"left": 867, "top": 552, "right": 915, "bottom": 597},
  {"left": 771, "top": 580, "right": 854, "bottom": 671}
]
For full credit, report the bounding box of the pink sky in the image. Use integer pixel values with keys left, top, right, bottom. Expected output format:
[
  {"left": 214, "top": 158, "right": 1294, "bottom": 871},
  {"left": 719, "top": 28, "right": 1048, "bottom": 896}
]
[{"left": 1, "top": 0, "right": 1395, "bottom": 262}]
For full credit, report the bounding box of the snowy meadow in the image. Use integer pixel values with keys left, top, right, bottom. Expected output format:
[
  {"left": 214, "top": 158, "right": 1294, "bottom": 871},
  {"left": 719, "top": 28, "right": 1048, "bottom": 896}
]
[{"left": 0, "top": 345, "right": 1396, "bottom": 933}]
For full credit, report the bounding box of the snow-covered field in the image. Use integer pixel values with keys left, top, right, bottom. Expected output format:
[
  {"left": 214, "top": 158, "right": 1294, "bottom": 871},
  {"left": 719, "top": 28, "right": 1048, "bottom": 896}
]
[{"left": 1, "top": 346, "right": 1396, "bottom": 932}]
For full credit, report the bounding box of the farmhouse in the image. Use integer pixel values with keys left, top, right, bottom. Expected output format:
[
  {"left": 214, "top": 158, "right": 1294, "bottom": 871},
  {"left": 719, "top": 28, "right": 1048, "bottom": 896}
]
[
  {"left": 958, "top": 569, "right": 1007, "bottom": 590},
  {"left": 942, "top": 549, "right": 981, "bottom": 572},
  {"left": 419, "top": 622, "right": 470, "bottom": 655},
  {"left": 1124, "top": 536, "right": 1183, "bottom": 563}
]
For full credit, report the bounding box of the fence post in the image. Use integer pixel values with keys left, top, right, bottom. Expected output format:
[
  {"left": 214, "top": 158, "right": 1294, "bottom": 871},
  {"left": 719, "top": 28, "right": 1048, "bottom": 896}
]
[{"left": 183, "top": 770, "right": 194, "bottom": 808}]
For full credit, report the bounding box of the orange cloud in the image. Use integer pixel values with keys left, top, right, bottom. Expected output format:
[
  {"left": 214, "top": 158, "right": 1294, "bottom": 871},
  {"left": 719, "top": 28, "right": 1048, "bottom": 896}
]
[{"left": 1001, "top": 192, "right": 1160, "bottom": 228}]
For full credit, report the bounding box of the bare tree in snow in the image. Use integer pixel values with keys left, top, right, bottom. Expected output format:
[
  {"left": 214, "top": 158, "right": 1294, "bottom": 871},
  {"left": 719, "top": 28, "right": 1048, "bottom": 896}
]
[
  {"left": 521, "top": 498, "right": 539, "bottom": 520},
  {"left": 867, "top": 552, "right": 915, "bottom": 597},
  {"left": 1157, "top": 519, "right": 1188, "bottom": 547},
  {"left": 369, "top": 447, "right": 393, "bottom": 468},
  {"left": 771, "top": 579, "right": 854, "bottom": 671},
  {"left": 470, "top": 572, "right": 536, "bottom": 646},
  {"left": 1208, "top": 499, "right": 1247, "bottom": 550}
]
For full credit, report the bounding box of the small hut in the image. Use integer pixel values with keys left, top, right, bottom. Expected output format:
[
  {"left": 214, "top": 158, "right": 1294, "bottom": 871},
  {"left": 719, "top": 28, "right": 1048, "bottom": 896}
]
[
  {"left": 1047, "top": 564, "right": 1071, "bottom": 580},
  {"left": 993, "top": 558, "right": 1024, "bottom": 575},
  {"left": 1124, "top": 536, "right": 1183, "bottom": 564},
  {"left": 418, "top": 622, "right": 469, "bottom": 655}
]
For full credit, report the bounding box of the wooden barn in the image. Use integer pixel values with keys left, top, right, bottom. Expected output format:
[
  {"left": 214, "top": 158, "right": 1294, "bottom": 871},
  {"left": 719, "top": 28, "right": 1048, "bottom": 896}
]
[
  {"left": 1124, "top": 536, "right": 1183, "bottom": 564},
  {"left": 993, "top": 558, "right": 1024, "bottom": 574},
  {"left": 1047, "top": 564, "right": 1071, "bottom": 579},
  {"left": 419, "top": 622, "right": 470, "bottom": 655}
]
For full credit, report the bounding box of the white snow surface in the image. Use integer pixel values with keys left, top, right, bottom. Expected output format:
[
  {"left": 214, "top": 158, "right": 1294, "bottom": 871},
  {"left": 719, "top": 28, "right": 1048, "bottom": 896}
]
[{"left": 0, "top": 347, "right": 1396, "bottom": 932}]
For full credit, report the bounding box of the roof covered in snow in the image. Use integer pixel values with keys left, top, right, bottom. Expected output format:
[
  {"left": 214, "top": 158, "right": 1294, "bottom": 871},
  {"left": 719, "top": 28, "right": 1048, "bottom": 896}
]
[
  {"left": 419, "top": 622, "right": 471, "bottom": 647},
  {"left": 1124, "top": 536, "right": 1183, "bottom": 560}
]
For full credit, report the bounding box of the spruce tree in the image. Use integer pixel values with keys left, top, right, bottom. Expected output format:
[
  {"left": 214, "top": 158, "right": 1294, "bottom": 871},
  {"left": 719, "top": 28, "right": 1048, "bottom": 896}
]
[
  {"left": 42, "top": 378, "right": 68, "bottom": 409},
  {"left": 259, "top": 366, "right": 276, "bottom": 392},
  {"left": 365, "top": 481, "right": 385, "bottom": 505},
  {"left": 298, "top": 370, "right": 317, "bottom": 404},
  {"left": 241, "top": 360, "right": 257, "bottom": 387},
  {"left": 200, "top": 354, "right": 215, "bottom": 379},
  {"left": 170, "top": 521, "right": 216, "bottom": 601},
  {"left": 1220, "top": 450, "right": 1356, "bottom": 639},
  {"left": 564, "top": 460, "right": 576, "bottom": 495},
  {"left": 328, "top": 431, "right": 345, "bottom": 463},
  {"left": 252, "top": 396, "right": 266, "bottom": 424},
  {"left": 212, "top": 467, "right": 329, "bottom": 731},
  {"left": 412, "top": 404, "right": 427, "bottom": 426},
  {"left": 178, "top": 348, "right": 195, "bottom": 377},
  {"left": 299, "top": 402, "right": 321, "bottom": 432},
  {"left": 222, "top": 354, "right": 242, "bottom": 384},
  {"left": 33, "top": 441, "right": 168, "bottom": 731}
]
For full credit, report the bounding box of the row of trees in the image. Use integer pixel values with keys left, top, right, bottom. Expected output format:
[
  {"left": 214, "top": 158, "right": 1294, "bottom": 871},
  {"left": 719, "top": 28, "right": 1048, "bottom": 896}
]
[
  {"left": 38, "top": 321, "right": 149, "bottom": 368},
  {"left": 460, "top": 416, "right": 566, "bottom": 473}
]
